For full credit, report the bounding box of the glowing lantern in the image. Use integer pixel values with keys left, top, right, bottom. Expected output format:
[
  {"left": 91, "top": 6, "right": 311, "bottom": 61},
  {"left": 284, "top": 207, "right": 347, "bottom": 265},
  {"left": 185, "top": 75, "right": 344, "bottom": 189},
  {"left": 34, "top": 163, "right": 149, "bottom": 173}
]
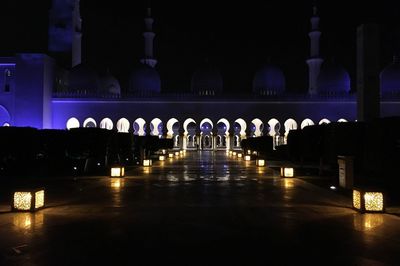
[
  {"left": 168, "top": 153, "right": 174, "bottom": 158},
  {"left": 159, "top": 155, "right": 165, "bottom": 161},
  {"left": 229, "top": 151, "right": 233, "bottom": 155},
  {"left": 143, "top": 159, "right": 152, "bottom": 167},
  {"left": 179, "top": 150, "right": 184, "bottom": 155},
  {"left": 244, "top": 155, "right": 251, "bottom": 161},
  {"left": 12, "top": 189, "right": 45, "bottom": 212},
  {"left": 161, "top": 149, "right": 167, "bottom": 154},
  {"left": 280, "top": 167, "right": 294, "bottom": 178},
  {"left": 175, "top": 151, "right": 180, "bottom": 156},
  {"left": 232, "top": 152, "right": 237, "bottom": 156},
  {"left": 353, "top": 188, "right": 385, "bottom": 213},
  {"left": 256, "top": 159, "right": 265, "bottom": 167},
  {"left": 237, "top": 153, "right": 243, "bottom": 158},
  {"left": 247, "top": 150, "right": 251, "bottom": 155},
  {"left": 111, "top": 166, "right": 125, "bottom": 177}
]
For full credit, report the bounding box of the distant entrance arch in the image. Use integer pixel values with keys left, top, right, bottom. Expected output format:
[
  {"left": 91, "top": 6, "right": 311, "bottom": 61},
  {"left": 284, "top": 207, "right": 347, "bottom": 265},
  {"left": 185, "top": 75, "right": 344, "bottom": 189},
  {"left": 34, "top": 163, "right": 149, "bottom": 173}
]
[{"left": 0, "top": 105, "right": 11, "bottom": 126}]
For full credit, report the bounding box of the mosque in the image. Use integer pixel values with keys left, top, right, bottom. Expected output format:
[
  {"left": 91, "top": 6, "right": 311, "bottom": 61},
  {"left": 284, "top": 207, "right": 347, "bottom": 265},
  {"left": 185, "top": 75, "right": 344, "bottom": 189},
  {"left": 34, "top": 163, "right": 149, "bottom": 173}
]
[{"left": 0, "top": 0, "right": 399, "bottom": 151}]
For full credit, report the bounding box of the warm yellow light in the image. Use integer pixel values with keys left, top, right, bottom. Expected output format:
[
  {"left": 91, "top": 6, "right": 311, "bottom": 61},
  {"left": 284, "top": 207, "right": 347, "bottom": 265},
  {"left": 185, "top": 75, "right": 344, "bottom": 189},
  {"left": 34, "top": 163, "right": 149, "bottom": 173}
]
[
  {"left": 159, "top": 155, "right": 165, "bottom": 161},
  {"left": 179, "top": 150, "right": 183, "bottom": 155},
  {"left": 175, "top": 151, "right": 180, "bottom": 156},
  {"left": 111, "top": 167, "right": 124, "bottom": 177},
  {"left": 237, "top": 153, "right": 243, "bottom": 158},
  {"left": 229, "top": 151, "right": 233, "bottom": 155},
  {"left": 13, "top": 192, "right": 32, "bottom": 211},
  {"left": 247, "top": 150, "right": 251, "bottom": 154},
  {"left": 353, "top": 213, "right": 384, "bottom": 231},
  {"left": 281, "top": 167, "right": 294, "bottom": 177},
  {"left": 111, "top": 178, "right": 125, "bottom": 189},
  {"left": 353, "top": 189, "right": 384, "bottom": 212},
  {"left": 353, "top": 190, "right": 361, "bottom": 210},
  {"left": 143, "top": 159, "right": 152, "bottom": 167},
  {"left": 35, "top": 190, "right": 45, "bottom": 209},
  {"left": 364, "top": 192, "right": 384, "bottom": 211},
  {"left": 13, "top": 189, "right": 45, "bottom": 211},
  {"left": 283, "top": 178, "right": 295, "bottom": 189},
  {"left": 162, "top": 149, "right": 167, "bottom": 154},
  {"left": 232, "top": 152, "right": 237, "bottom": 156},
  {"left": 256, "top": 159, "right": 265, "bottom": 167},
  {"left": 244, "top": 155, "right": 251, "bottom": 161},
  {"left": 168, "top": 153, "right": 174, "bottom": 158}
]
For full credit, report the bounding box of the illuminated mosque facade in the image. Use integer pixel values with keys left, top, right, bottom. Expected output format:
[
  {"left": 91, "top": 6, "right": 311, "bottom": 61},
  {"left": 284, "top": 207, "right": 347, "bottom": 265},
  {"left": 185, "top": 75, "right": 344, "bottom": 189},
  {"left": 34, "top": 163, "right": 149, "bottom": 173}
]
[{"left": 0, "top": 0, "right": 400, "bottom": 150}]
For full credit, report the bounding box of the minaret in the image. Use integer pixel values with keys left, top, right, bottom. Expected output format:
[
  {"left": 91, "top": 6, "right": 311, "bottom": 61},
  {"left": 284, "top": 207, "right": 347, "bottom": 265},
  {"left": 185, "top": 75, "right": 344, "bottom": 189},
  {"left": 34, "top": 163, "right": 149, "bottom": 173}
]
[
  {"left": 140, "top": 8, "right": 157, "bottom": 68},
  {"left": 306, "top": 5, "right": 324, "bottom": 95},
  {"left": 48, "top": 0, "right": 82, "bottom": 67},
  {"left": 72, "top": 0, "right": 82, "bottom": 67}
]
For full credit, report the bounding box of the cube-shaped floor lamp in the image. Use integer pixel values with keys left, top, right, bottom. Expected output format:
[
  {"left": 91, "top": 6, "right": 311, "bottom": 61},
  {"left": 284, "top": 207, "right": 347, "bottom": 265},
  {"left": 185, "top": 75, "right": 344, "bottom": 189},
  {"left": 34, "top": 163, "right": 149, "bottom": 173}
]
[
  {"left": 111, "top": 166, "right": 125, "bottom": 177},
  {"left": 12, "top": 189, "right": 45, "bottom": 212},
  {"left": 280, "top": 167, "right": 294, "bottom": 178},
  {"left": 143, "top": 159, "right": 152, "bottom": 167},
  {"left": 256, "top": 159, "right": 265, "bottom": 167},
  {"left": 353, "top": 188, "right": 385, "bottom": 213}
]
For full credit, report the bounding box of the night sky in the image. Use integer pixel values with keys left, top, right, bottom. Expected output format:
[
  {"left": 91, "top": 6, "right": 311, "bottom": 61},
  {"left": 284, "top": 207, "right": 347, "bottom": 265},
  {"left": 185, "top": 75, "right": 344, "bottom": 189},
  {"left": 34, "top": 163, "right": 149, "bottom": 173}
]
[{"left": 1, "top": 0, "right": 400, "bottom": 93}]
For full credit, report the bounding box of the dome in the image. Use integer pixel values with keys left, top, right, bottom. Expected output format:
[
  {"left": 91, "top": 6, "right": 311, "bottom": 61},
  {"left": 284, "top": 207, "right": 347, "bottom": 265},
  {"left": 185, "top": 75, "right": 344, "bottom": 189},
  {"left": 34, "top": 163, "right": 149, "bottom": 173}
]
[
  {"left": 100, "top": 71, "right": 121, "bottom": 96},
  {"left": 253, "top": 64, "right": 285, "bottom": 95},
  {"left": 69, "top": 64, "right": 100, "bottom": 94},
  {"left": 191, "top": 65, "right": 223, "bottom": 95},
  {"left": 380, "top": 56, "right": 400, "bottom": 96},
  {"left": 129, "top": 63, "right": 161, "bottom": 95},
  {"left": 317, "top": 62, "right": 351, "bottom": 95}
]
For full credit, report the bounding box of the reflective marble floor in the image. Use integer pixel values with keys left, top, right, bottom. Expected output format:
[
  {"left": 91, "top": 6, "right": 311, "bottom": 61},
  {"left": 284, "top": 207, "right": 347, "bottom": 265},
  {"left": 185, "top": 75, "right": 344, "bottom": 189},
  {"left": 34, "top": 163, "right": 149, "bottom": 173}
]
[{"left": 1, "top": 151, "right": 400, "bottom": 265}]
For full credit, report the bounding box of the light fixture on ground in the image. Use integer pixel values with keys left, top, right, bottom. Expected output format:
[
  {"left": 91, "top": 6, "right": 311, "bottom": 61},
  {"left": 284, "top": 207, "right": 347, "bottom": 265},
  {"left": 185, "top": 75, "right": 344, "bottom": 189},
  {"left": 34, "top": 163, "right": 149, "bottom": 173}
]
[
  {"left": 232, "top": 152, "right": 237, "bottom": 156},
  {"left": 174, "top": 151, "right": 180, "bottom": 156},
  {"left": 159, "top": 155, "right": 165, "bottom": 161},
  {"left": 179, "top": 150, "right": 184, "bottom": 155},
  {"left": 143, "top": 159, "right": 152, "bottom": 167},
  {"left": 12, "top": 188, "right": 45, "bottom": 212},
  {"left": 161, "top": 149, "right": 166, "bottom": 154},
  {"left": 353, "top": 188, "right": 385, "bottom": 213},
  {"left": 229, "top": 151, "right": 233, "bottom": 155},
  {"left": 256, "top": 159, "right": 265, "bottom": 167},
  {"left": 111, "top": 166, "right": 125, "bottom": 177},
  {"left": 280, "top": 167, "right": 294, "bottom": 178},
  {"left": 247, "top": 150, "right": 251, "bottom": 155},
  {"left": 168, "top": 153, "right": 174, "bottom": 158},
  {"left": 244, "top": 155, "right": 251, "bottom": 161},
  {"left": 237, "top": 153, "right": 243, "bottom": 158}
]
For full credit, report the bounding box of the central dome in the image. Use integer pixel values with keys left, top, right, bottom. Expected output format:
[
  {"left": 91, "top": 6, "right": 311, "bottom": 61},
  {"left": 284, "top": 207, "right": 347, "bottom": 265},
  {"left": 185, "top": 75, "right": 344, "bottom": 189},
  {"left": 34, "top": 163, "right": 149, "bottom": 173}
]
[
  {"left": 129, "top": 63, "right": 161, "bottom": 96},
  {"left": 317, "top": 62, "right": 350, "bottom": 95},
  {"left": 191, "top": 65, "right": 223, "bottom": 96},
  {"left": 100, "top": 71, "right": 121, "bottom": 96},
  {"left": 253, "top": 64, "right": 285, "bottom": 96}
]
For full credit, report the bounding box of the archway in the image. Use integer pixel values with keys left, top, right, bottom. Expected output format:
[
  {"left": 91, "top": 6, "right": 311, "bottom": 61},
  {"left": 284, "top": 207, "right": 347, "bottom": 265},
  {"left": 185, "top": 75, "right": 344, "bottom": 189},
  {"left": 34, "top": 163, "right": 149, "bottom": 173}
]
[
  {"left": 338, "top": 118, "right": 348, "bottom": 123},
  {"left": 301, "top": 118, "right": 314, "bottom": 129},
  {"left": 116, "top": 118, "right": 130, "bottom": 133},
  {"left": 183, "top": 118, "right": 197, "bottom": 149},
  {"left": 0, "top": 105, "right": 10, "bottom": 126},
  {"left": 319, "top": 118, "right": 331, "bottom": 125},
  {"left": 200, "top": 118, "right": 213, "bottom": 150},
  {"left": 233, "top": 118, "right": 247, "bottom": 149},
  {"left": 251, "top": 118, "right": 264, "bottom": 137},
  {"left": 268, "top": 118, "right": 281, "bottom": 148},
  {"left": 66, "top": 117, "right": 80, "bottom": 129},
  {"left": 83, "top": 117, "right": 97, "bottom": 128},
  {"left": 100, "top": 118, "right": 113, "bottom": 130},
  {"left": 133, "top": 118, "right": 146, "bottom": 136},
  {"left": 150, "top": 118, "right": 163, "bottom": 136},
  {"left": 216, "top": 118, "right": 230, "bottom": 150},
  {"left": 284, "top": 118, "right": 298, "bottom": 144}
]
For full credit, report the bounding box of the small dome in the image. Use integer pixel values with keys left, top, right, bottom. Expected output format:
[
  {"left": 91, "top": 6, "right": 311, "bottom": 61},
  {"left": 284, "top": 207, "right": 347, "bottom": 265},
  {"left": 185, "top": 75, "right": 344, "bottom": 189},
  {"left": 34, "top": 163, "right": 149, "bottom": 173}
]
[
  {"left": 253, "top": 64, "right": 285, "bottom": 95},
  {"left": 100, "top": 71, "right": 121, "bottom": 96},
  {"left": 317, "top": 62, "right": 351, "bottom": 95},
  {"left": 129, "top": 63, "right": 161, "bottom": 95},
  {"left": 191, "top": 65, "right": 223, "bottom": 96},
  {"left": 69, "top": 64, "right": 100, "bottom": 94},
  {"left": 380, "top": 56, "right": 400, "bottom": 96}
]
